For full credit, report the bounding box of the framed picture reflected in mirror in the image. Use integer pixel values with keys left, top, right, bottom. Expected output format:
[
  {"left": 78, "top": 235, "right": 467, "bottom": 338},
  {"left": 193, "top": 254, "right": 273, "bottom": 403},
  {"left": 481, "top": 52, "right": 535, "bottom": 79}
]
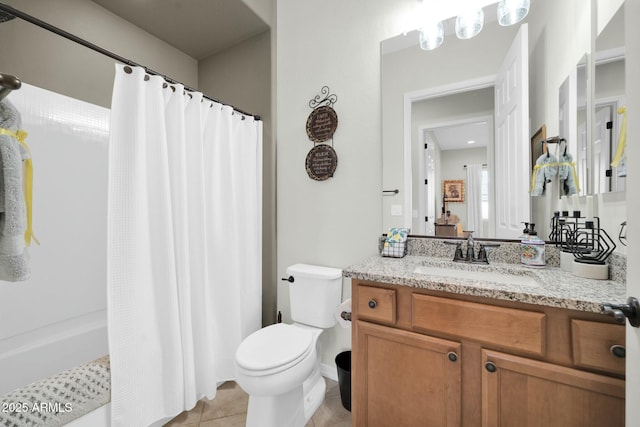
[
  {"left": 443, "top": 179, "right": 464, "bottom": 202},
  {"left": 530, "top": 124, "right": 547, "bottom": 172}
]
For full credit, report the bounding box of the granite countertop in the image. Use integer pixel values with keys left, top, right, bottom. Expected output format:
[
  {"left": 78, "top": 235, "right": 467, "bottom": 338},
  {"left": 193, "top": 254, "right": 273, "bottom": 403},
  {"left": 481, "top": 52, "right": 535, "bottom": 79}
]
[{"left": 343, "top": 255, "right": 627, "bottom": 313}]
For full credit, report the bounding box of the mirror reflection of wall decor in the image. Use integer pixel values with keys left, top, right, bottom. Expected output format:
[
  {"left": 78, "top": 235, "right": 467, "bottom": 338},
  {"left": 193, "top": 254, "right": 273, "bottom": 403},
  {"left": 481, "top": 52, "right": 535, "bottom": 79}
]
[
  {"left": 305, "top": 86, "right": 338, "bottom": 181},
  {"left": 443, "top": 179, "right": 464, "bottom": 202},
  {"left": 530, "top": 124, "right": 547, "bottom": 172}
]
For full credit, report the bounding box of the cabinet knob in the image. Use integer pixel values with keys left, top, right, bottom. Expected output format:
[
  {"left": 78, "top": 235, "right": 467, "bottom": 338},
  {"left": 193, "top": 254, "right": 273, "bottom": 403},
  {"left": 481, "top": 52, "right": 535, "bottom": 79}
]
[
  {"left": 368, "top": 299, "right": 377, "bottom": 309},
  {"left": 447, "top": 352, "right": 458, "bottom": 362},
  {"left": 610, "top": 344, "right": 626, "bottom": 358},
  {"left": 485, "top": 361, "right": 497, "bottom": 373}
]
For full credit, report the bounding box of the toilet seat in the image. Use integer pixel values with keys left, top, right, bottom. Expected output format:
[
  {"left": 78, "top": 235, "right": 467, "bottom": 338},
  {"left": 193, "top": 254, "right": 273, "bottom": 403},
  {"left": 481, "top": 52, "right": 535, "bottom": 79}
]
[{"left": 236, "top": 323, "right": 314, "bottom": 375}]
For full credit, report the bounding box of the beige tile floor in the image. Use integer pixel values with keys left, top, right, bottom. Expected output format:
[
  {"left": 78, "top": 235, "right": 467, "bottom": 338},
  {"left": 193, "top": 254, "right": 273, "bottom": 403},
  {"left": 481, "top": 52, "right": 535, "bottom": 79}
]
[{"left": 164, "top": 378, "right": 351, "bottom": 427}]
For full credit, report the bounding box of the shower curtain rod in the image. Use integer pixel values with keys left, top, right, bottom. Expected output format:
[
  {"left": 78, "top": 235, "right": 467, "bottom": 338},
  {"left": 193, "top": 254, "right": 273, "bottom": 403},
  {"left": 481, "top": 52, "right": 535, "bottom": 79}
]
[{"left": 0, "top": 3, "right": 261, "bottom": 121}]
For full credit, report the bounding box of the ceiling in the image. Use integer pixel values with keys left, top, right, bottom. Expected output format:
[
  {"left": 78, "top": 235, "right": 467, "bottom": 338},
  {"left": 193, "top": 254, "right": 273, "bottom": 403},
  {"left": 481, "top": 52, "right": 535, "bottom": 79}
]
[
  {"left": 91, "top": 0, "right": 269, "bottom": 60},
  {"left": 428, "top": 120, "right": 490, "bottom": 151}
]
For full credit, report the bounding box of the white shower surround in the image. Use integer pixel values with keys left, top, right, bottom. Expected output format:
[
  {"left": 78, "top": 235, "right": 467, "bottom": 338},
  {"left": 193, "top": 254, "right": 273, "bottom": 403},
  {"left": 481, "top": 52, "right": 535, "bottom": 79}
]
[{"left": 0, "top": 83, "right": 109, "bottom": 395}]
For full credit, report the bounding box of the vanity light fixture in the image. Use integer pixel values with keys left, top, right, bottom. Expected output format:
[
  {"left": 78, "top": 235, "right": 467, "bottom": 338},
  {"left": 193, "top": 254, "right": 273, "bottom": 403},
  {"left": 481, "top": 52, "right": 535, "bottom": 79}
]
[{"left": 417, "top": 0, "right": 530, "bottom": 51}]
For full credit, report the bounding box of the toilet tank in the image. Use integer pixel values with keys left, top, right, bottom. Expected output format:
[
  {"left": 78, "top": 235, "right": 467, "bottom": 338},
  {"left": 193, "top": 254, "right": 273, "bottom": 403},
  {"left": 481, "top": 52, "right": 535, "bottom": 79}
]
[{"left": 287, "top": 264, "right": 343, "bottom": 328}]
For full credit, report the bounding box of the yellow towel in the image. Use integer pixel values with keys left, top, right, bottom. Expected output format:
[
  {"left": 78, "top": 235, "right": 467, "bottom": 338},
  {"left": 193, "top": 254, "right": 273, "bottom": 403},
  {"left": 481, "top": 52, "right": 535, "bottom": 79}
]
[
  {"left": 610, "top": 106, "right": 626, "bottom": 168},
  {"left": 0, "top": 127, "right": 38, "bottom": 246}
]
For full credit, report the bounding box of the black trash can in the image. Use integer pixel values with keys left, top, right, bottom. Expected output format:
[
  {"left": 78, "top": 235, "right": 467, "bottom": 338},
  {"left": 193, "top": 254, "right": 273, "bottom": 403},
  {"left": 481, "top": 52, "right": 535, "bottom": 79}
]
[{"left": 335, "top": 350, "right": 351, "bottom": 412}]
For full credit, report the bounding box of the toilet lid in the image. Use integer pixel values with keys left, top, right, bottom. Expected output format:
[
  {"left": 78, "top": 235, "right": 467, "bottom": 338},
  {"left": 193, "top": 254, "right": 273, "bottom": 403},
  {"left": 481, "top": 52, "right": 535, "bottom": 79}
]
[{"left": 236, "top": 323, "right": 313, "bottom": 372}]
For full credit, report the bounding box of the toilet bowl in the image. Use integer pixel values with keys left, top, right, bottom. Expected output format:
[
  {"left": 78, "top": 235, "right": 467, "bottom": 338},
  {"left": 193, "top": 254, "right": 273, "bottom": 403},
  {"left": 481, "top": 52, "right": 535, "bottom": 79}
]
[
  {"left": 235, "top": 323, "right": 321, "bottom": 397},
  {"left": 234, "top": 264, "right": 343, "bottom": 427},
  {"left": 235, "top": 323, "right": 325, "bottom": 426}
]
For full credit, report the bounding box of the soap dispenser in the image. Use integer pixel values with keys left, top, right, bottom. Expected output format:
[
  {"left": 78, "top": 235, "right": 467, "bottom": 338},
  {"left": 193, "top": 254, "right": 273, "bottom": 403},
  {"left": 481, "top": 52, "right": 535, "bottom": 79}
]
[{"left": 521, "top": 223, "right": 546, "bottom": 267}]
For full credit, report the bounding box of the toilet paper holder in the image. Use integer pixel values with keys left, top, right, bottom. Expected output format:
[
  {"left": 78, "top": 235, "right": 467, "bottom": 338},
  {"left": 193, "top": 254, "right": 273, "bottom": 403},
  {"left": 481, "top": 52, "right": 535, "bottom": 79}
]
[{"left": 340, "top": 311, "right": 351, "bottom": 321}]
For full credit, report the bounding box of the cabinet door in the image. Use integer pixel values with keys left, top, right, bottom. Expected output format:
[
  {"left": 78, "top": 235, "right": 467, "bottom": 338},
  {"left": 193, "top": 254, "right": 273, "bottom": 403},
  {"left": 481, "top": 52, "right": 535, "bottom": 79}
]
[
  {"left": 354, "top": 321, "right": 461, "bottom": 427},
  {"left": 482, "top": 349, "right": 625, "bottom": 426}
]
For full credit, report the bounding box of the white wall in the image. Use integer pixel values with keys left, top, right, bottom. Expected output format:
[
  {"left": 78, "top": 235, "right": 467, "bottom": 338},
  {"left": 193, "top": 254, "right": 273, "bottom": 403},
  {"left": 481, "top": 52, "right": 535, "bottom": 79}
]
[
  {"left": 276, "top": 0, "right": 415, "bottom": 370},
  {"left": 0, "top": 0, "right": 198, "bottom": 108}
]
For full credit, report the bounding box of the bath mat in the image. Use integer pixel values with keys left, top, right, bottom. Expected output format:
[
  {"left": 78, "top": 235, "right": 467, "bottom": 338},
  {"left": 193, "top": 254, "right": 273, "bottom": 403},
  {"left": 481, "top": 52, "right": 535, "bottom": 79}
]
[{"left": 0, "top": 356, "right": 110, "bottom": 426}]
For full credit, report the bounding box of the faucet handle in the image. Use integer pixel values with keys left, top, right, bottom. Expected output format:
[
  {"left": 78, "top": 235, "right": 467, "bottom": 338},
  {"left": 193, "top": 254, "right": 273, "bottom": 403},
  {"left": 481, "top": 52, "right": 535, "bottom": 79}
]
[
  {"left": 475, "top": 243, "right": 500, "bottom": 264},
  {"left": 476, "top": 245, "right": 488, "bottom": 263},
  {"left": 444, "top": 240, "right": 465, "bottom": 261}
]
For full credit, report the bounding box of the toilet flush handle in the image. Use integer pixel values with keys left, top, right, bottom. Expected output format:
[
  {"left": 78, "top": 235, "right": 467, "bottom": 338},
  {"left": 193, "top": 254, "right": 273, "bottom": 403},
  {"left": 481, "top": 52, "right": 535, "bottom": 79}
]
[{"left": 281, "top": 276, "right": 294, "bottom": 283}]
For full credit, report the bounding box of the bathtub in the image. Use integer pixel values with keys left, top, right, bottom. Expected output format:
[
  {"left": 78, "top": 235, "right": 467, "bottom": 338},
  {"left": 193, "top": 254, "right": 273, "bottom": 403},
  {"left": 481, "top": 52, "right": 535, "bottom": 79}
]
[{"left": 66, "top": 403, "right": 110, "bottom": 427}]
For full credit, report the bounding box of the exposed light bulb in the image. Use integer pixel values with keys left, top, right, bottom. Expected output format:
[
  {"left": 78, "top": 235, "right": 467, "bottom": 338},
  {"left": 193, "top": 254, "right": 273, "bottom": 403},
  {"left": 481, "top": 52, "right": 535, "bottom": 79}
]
[
  {"left": 497, "top": 0, "right": 530, "bottom": 26},
  {"left": 455, "top": 8, "right": 484, "bottom": 39},
  {"left": 419, "top": 20, "right": 444, "bottom": 50}
]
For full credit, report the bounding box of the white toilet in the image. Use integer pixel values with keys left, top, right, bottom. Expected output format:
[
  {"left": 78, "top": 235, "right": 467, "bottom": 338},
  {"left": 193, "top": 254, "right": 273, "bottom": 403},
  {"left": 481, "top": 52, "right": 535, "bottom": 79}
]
[{"left": 234, "top": 264, "right": 343, "bottom": 427}]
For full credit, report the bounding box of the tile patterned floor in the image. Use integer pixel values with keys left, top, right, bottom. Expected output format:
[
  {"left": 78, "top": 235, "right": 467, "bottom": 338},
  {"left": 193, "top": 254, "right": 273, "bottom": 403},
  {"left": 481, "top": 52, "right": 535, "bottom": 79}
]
[{"left": 164, "top": 378, "right": 351, "bottom": 427}]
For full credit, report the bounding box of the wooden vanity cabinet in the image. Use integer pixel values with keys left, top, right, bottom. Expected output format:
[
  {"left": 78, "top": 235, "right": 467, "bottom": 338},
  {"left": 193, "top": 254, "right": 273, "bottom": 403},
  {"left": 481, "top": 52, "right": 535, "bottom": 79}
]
[
  {"left": 481, "top": 349, "right": 624, "bottom": 426},
  {"left": 351, "top": 280, "right": 626, "bottom": 427},
  {"left": 355, "top": 321, "right": 461, "bottom": 427}
]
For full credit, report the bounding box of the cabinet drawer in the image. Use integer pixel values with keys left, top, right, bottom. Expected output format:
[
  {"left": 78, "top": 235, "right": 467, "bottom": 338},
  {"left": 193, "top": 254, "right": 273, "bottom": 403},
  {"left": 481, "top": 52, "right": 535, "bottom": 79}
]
[
  {"left": 412, "top": 294, "right": 546, "bottom": 355},
  {"left": 571, "top": 319, "right": 625, "bottom": 375},
  {"left": 356, "top": 286, "right": 396, "bottom": 325}
]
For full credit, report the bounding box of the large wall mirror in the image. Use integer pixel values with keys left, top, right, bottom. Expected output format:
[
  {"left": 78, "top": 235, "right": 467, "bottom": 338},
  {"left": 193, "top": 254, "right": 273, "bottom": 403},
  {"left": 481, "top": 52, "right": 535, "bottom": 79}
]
[
  {"left": 594, "top": 1, "right": 625, "bottom": 194},
  {"left": 382, "top": 1, "right": 592, "bottom": 240}
]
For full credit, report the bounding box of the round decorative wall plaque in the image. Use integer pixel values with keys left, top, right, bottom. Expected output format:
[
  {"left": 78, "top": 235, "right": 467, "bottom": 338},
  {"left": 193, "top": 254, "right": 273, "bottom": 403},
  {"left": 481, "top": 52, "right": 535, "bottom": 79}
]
[
  {"left": 305, "top": 105, "right": 338, "bottom": 143},
  {"left": 305, "top": 144, "right": 338, "bottom": 181}
]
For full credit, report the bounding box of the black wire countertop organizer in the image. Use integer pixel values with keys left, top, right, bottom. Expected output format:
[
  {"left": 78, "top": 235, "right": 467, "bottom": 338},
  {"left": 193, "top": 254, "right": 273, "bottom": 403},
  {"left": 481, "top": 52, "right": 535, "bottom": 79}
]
[{"left": 550, "top": 212, "right": 616, "bottom": 264}]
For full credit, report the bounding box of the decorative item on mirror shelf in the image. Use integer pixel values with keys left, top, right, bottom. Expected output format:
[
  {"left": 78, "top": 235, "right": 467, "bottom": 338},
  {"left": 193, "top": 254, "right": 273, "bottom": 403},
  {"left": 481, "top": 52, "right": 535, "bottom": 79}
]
[{"left": 380, "top": 228, "right": 409, "bottom": 258}]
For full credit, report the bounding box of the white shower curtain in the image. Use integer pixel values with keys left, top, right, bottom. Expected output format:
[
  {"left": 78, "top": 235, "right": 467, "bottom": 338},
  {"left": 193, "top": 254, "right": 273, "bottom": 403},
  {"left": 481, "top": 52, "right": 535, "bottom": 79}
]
[
  {"left": 466, "top": 164, "right": 485, "bottom": 238},
  {"left": 107, "top": 64, "right": 262, "bottom": 426}
]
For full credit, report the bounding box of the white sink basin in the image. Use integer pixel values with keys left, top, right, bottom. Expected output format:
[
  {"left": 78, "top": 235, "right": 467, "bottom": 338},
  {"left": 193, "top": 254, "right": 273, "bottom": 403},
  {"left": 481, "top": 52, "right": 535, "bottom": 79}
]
[{"left": 413, "top": 266, "right": 540, "bottom": 287}]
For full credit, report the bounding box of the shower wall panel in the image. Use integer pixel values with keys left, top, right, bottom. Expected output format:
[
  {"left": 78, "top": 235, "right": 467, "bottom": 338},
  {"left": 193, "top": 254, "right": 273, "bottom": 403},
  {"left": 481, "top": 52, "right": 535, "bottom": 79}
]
[{"left": 0, "top": 83, "right": 109, "bottom": 394}]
